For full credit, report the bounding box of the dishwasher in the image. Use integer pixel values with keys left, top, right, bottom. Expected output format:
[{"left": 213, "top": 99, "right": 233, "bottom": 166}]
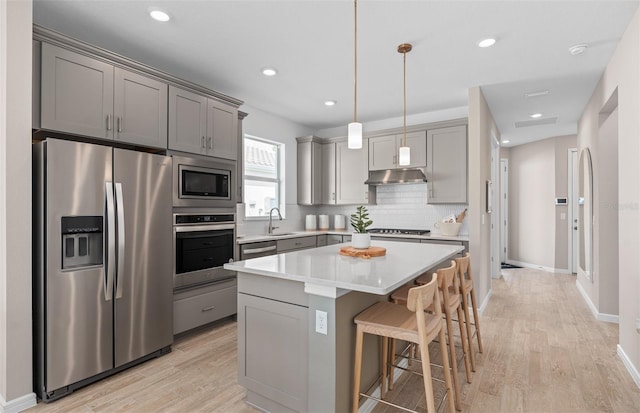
[{"left": 240, "top": 241, "right": 277, "bottom": 260}]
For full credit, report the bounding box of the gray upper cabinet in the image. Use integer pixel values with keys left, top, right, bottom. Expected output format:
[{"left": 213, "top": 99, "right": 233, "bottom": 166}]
[
  {"left": 427, "top": 125, "right": 468, "bottom": 203},
  {"left": 208, "top": 99, "right": 238, "bottom": 160},
  {"left": 41, "top": 43, "right": 114, "bottom": 140},
  {"left": 368, "top": 131, "right": 427, "bottom": 170},
  {"left": 168, "top": 85, "right": 238, "bottom": 160},
  {"left": 336, "top": 140, "right": 369, "bottom": 205},
  {"left": 40, "top": 43, "right": 168, "bottom": 149},
  {"left": 113, "top": 68, "right": 168, "bottom": 148},
  {"left": 296, "top": 140, "right": 322, "bottom": 205},
  {"left": 321, "top": 143, "right": 336, "bottom": 204}
]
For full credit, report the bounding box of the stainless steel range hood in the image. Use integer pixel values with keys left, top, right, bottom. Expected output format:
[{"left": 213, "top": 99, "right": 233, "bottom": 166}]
[{"left": 364, "top": 168, "right": 428, "bottom": 185}]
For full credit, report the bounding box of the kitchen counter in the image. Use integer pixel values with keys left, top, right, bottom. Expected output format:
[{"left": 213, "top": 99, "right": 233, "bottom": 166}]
[
  {"left": 226, "top": 241, "right": 463, "bottom": 412},
  {"left": 236, "top": 229, "right": 469, "bottom": 244},
  {"left": 226, "top": 241, "right": 462, "bottom": 296}
]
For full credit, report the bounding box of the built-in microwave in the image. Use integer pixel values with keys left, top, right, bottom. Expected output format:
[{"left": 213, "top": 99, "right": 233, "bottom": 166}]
[{"left": 172, "top": 155, "right": 236, "bottom": 208}]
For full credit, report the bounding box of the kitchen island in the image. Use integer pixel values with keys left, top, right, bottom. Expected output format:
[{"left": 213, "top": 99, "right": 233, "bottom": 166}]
[{"left": 224, "top": 240, "right": 463, "bottom": 413}]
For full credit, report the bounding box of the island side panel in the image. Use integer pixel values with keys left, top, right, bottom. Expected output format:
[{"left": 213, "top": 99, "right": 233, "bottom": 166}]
[
  {"left": 307, "top": 291, "right": 389, "bottom": 412},
  {"left": 238, "top": 272, "right": 309, "bottom": 412}
]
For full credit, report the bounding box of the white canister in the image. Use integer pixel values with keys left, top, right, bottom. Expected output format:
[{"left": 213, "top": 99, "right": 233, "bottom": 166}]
[
  {"left": 305, "top": 214, "right": 317, "bottom": 230},
  {"left": 334, "top": 214, "right": 346, "bottom": 230},
  {"left": 318, "top": 215, "right": 329, "bottom": 230}
]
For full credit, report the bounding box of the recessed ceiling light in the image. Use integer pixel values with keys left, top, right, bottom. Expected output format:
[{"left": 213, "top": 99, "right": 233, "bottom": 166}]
[
  {"left": 478, "top": 38, "right": 496, "bottom": 48},
  {"left": 568, "top": 43, "right": 588, "bottom": 55},
  {"left": 261, "top": 67, "right": 277, "bottom": 77},
  {"left": 502, "top": 140, "right": 510, "bottom": 144},
  {"left": 530, "top": 113, "right": 543, "bottom": 118},
  {"left": 525, "top": 90, "right": 549, "bottom": 98},
  {"left": 324, "top": 100, "right": 336, "bottom": 107},
  {"left": 148, "top": 8, "right": 170, "bottom": 22}
]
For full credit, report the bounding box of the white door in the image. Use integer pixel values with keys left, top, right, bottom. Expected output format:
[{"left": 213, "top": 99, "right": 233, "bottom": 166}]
[{"left": 490, "top": 135, "right": 501, "bottom": 278}]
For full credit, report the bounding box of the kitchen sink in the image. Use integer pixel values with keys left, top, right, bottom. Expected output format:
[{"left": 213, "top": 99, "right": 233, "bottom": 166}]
[{"left": 268, "top": 232, "right": 295, "bottom": 237}]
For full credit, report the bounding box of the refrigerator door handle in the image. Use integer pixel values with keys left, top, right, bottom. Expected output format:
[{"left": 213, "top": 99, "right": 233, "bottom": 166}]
[
  {"left": 105, "top": 182, "right": 115, "bottom": 301},
  {"left": 115, "top": 182, "right": 126, "bottom": 299}
]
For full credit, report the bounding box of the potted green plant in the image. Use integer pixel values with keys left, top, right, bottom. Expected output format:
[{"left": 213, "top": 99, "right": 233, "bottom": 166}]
[{"left": 350, "top": 205, "right": 373, "bottom": 249}]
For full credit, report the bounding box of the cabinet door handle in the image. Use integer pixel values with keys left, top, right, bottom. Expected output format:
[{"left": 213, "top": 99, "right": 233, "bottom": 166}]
[
  {"left": 107, "top": 114, "right": 112, "bottom": 131},
  {"left": 201, "top": 305, "right": 216, "bottom": 312},
  {"left": 332, "top": 192, "right": 335, "bottom": 201},
  {"left": 201, "top": 136, "right": 205, "bottom": 149},
  {"left": 117, "top": 117, "right": 122, "bottom": 133},
  {"left": 208, "top": 136, "right": 213, "bottom": 149}
]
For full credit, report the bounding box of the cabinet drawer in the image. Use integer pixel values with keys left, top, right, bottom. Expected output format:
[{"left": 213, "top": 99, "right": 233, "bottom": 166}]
[
  {"left": 173, "top": 284, "right": 237, "bottom": 334},
  {"left": 277, "top": 236, "right": 317, "bottom": 252},
  {"left": 316, "top": 235, "right": 327, "bottom": 247},
  {"left": 326, "top": 234, "right": 343, "bottom": 245}
]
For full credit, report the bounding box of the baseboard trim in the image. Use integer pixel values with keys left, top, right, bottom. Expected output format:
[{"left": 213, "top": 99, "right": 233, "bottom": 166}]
[
  {"left": 478, "top": 288, "right": 492, "bottom": 315},
  {"left": 617, "top": 344, "right": 640, "bottom": 389},
  {"left": 0, "top": 393, "right": 37, "bottom": 413},
  {"left": 575, "top": 280, "right": 619, "bottom": 323},
  {"left": 505, "top": 260, "right": 570, "bottom": 274}
]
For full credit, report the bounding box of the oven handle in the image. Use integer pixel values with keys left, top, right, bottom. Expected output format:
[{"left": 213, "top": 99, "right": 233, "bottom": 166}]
[
  {"left": 174, "top": 223, "right": 236, "bottom": 232},
  {"left": 243, "top": 245, "right": 277, "bottom": 255}
]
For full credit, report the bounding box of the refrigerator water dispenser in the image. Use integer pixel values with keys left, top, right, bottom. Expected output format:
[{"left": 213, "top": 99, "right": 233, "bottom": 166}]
[{"left": 61, "top": 216, "right": 103, "bottom": 269}]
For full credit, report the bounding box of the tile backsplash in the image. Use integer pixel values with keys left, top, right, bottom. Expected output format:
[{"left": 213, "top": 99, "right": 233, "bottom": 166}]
[{"left": 237, "top": 183, "right": 468, "bottom": 236}]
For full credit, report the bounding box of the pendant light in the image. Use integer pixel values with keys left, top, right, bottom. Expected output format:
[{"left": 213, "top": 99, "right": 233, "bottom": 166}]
[
  {"left": 348, "top": 0, "right": 362, "bottom": 149},
  {"left": 398, "top": 43, "right": 412, "bottom": 166}
]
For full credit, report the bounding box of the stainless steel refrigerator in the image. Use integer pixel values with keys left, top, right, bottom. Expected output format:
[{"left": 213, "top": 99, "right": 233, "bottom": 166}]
[{"left": 33, "top": 138, "right": 173, "bottom": 401}]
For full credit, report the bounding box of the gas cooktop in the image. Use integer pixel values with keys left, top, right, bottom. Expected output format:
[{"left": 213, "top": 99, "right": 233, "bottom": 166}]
[{"left": 367, "top": 228, "right": 431, "bottom": 236}]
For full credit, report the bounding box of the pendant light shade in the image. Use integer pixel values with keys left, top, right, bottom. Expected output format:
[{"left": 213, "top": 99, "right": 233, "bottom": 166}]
[
  {"left": 398, "top": 43, "right": 412, "bottom": 166},
  {"left": 398, "top": 146, "right": 411, "bottom": 166},
  {"left": 348, "top": 0, "right": 362, "bottom": 149},
  {"left": 348, "top": 122, "right": 363, "bottom": 149}
]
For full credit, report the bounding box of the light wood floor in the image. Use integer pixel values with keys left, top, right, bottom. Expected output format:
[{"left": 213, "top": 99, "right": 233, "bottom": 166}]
[{"left": 28, "top": 268, "right": 640, "bottom": 412}]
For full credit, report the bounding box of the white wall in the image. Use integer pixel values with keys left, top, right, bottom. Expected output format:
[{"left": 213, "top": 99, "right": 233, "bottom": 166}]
[
  {"left": 467, "top": 87, "right": 497, "bottom": 309},
  {"left": 507, "top": 135, "right": 576, "bottom": 271},
  {"left": 0, "top": 0, "right": 36, "bottom": 410},
  {"left": 577, "top": 7, "right": 640, "bottom": 381}
]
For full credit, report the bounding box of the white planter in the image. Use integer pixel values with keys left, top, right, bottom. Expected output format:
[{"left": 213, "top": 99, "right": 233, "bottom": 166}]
[{"left": 352, "top": 233, "right": 371, "bottom": 249}]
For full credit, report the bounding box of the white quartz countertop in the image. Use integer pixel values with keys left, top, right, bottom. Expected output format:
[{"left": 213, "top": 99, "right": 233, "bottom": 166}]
[
  {"left": 225, "top": 241, "right": 464, "bottom": 296},
  {"left": 236, "top": 230, "right": 469, "bottom": 244}
]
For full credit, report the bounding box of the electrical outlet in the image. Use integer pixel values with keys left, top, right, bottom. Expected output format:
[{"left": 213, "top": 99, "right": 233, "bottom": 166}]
[
  {"left": 316, "top": 310, "right": 328, "bottom": 335},
  {"left": 635, "top": 318, "right": 640, "bottom": 334}
]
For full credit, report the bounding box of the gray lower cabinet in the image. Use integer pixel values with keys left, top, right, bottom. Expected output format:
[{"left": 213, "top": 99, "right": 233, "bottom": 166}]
[
  {"left": 240, "top": 241, "right": 277, "bottom": 260},
  {"left": 316, "top": 235, "right": 328, "bottom": 247},
  {"left": 427, "top": 125, "right": 468, "bottom": 203},
  {"left": 371, "top": 236, "right": 420, "bottom": 243},
  {"left": 40, "top": 42, "right": 168, "bottom": 149},
  {"left": 238, "top": 282, "right": 308, "bottom": 412},
  {"left": 168, "top": 85, "right": 238, "bottom": 160},
  {"left": 173, "top": 279, "right": 237, "bottom": 335},
  {"left": 421, "top": 239, "right": 468, "bottom": 256},
  {"left": 277, "top": 236, "right": 317, "bottom": 252}
]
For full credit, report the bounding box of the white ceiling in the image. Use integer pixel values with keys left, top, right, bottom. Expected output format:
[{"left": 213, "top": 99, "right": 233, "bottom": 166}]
[{"left": 33, "top": 0, "right": 639, "bottom": 146}]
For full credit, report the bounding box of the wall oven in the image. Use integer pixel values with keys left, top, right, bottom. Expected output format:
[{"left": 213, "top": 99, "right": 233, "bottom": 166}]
[
  {"left": 172, "top": 155, "right": 236, "bottom": 208},
  {"left": 173, "top": 212, "right": 236, "bottom": 291}
]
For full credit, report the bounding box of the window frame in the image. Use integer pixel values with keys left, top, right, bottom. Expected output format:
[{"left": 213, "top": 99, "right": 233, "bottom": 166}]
[{"left": 242, "top": 134, "right": 285, "bottom": 220}]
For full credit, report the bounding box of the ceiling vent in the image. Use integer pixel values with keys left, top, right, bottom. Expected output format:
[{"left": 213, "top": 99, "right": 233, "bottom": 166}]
[
  {"left": 524, "top": 90, "right": 549, "bottom": 98},
  {"left": 515, "top": 117, "right": 558, "bottom": 128}
]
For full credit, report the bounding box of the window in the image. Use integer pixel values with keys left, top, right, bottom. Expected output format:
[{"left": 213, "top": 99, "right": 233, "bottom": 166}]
[{"left": 243, "top": 135, "right": 284, "bottom": 218}]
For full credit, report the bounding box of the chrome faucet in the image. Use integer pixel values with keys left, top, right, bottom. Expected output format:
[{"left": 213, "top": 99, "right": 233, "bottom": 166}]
[{"left": 268, "top": 207, "right": 283, "bottom": 235}]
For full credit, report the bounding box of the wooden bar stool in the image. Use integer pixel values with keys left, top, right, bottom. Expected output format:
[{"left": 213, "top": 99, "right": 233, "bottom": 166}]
[
  {"left": 455, "top": 253, "right": 483, "bottom": 372},
  {"left": 390, "top": 261, "right": 470, "bottom": 411},
  {"left": 352, "top": 275, "right": 455, "bottom": 413}
]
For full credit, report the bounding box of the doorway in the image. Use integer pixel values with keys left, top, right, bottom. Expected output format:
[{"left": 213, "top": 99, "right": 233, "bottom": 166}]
[
  {"left": 500, "top": 159, "right": 508, "bottom": 264},
  {"left": 568, "top": 148, "right": 578, "bottom": 274},
  {"left": 490, "top": 134, "right": 501, "bottom": 279}
]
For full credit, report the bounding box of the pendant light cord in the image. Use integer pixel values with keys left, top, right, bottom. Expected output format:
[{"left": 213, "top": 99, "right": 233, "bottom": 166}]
[
  {"left": 354, "top": 0, "right": 358, "bottom": 123},
  {"left": 403, "top": 49, "right": 407, "bottom": 146}
]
